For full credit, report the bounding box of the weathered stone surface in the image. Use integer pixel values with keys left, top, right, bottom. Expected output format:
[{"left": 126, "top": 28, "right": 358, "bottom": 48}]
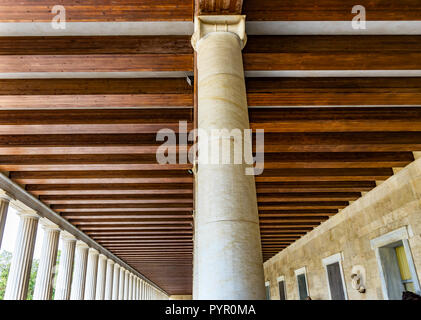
[{"left": 264, "top": 158, "right": 421, "bottom": 300}]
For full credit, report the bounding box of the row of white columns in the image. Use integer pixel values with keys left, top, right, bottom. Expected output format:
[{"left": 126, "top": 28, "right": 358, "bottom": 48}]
[{"left": 0, "top": 190, "right": 168, "bottom": 300}]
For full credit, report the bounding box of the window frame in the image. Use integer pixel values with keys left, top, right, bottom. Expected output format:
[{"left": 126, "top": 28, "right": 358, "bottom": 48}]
[
  {"left": 322, "top": 252, "right": 348, "bottom": 300},
  {"left": 265, "top": 281, "right": 271, "bottom": 300},
  {"left": 370, "top": 226, "right": 421, "bottom": 299},
  {"left": 294, "top": 266, "right": 309, "bottom": 300},
  {"left": 276, "top": 275, "right": 287, "bottom": 300}
]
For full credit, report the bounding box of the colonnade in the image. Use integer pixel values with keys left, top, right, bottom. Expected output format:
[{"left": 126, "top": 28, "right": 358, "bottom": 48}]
[{"left": 0, "top": 189, "right": 168, "bottom": 300}]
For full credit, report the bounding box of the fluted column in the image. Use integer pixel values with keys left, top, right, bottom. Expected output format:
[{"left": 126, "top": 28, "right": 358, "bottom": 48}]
[
  {"left": 84, "top": 248, "right": 99, "bottom": 300},
  {"left": 104, "top": 259, "right": 114, "bottom": 300},
  {"left": 112, "top": 263, "right": 120, "bottom": 300},
  {"left": 118, "top": 267, "right": 125, "bottom": 300},
  {"left": 94, "top": 254, "right": 107, "bottom": 300},
  {"left": 33, "top": 219, "right": 60, "bottom": 300},
  {"left": 54, "top": 232, "right": 76, "bottom": 300},
  {"left": 191, "top": 15, "right": 265, "bottom": 299},
  {"left": 141, "top": 280, "right": 145, "bottom": 300},
  {"left": 128, "top": 273, "right": 133, "bottom": 300},
  {"left": 124, "top": 269, "right": 130, "bottom": 300},
  {"left": 135, "top": 278, "right": 139, "bottom": 300},
  {"left": 4, "top": 205, "right": 39, "bottom": 300},
  {"left": 0, "top": 190, "right": 13, "bottom": 250},
  {"left": 70, "top": 241, "right": 89, "bottom": 300}
]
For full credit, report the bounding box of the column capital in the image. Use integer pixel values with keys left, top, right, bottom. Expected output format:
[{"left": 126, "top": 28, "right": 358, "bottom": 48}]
[
  {"left": 60, "top": 230, "right": 76, "bottom": 242},
  {"left": 98, "top": 253, "right": 107, "bottom": 261},
  {"left": 191, "top": 15, "right": 246, "bottom": 51},
  {"left": 0, "top": 189, "right": 13, "bottom": 202},
  {"left": 75, "top": 240, "right": 89, "bottom": 249},
  {"left": 88, "top": 247, "right": 99, "bottom": 255},
  {"left": 11, "top": 200, "right": 39, "bottom": 219},
  {"left": 39, "top": 217, "right": 60, "bottom": 231}
]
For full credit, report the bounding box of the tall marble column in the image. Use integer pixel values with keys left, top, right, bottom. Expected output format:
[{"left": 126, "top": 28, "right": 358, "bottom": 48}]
[
  {"left": 54, "top": 232, "right": 76, "bottom": 300},
  {"left": 118, "top": 267, "right": 125, "bottom": 300},
  {"left": 4, "top": 204, "right": 39, "bottom": 300},
  {"left": 104, "top": 259, "right": 114, "bottom": 300},
  {"left": 33, "top": 219, "right": 60, "bottom": 300},
  {"left": 128, "top": 273, "right": 133, "bottom": 300},
  {"left": 124, "top": 269, "right": 130, "bottom": 300},
  {"left": 139, "top": 279, "right": 143, "bottom": 300},
  {"left": 84, "top": 248, "right": 99, "bottom": 300},
  {"left": 112, "top": 263, "right": 120, "bottom": 300},
  {"left": 70, "top": 240, "right": 89, "bottom": 300},
  {"left": 0, "top": 190, "right": 13, "bottom": 250},
  {"left": 135, "top": 278, "right": 139, "bottom": 300},
  {"left": 95, "top": 254, "right": 107, "bottom": 300},
  {"left": 191, "top": 15, "right": 265, "bottom": 299}
]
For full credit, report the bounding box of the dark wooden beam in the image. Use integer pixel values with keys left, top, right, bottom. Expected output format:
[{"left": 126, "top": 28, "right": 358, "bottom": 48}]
[
  {"left": 243, "top": 0, "right": 421, "bottom": 21},
  {"left": 26, "top": 183, "right": 193, "bottom": 196},
  {"left": 244, "top": 36, "right": 421, "bottom": 71},
  {"left": 10, "top": 170, "right": 193, "bottom": 184},
  {"left": 0, "top": 0, "right": 193, "bottom": 22},
  {"left": 246, "top": 78, "right": 421, "bottom": 106},
  {"left": 196, "top": 0, "right": 243, "bottom": 15},
  {"left": 0, "top": 79, "right": 193, "bottom": 109},
  {"left": 0, "top": 36, "right": 193, "bottom": 73}
]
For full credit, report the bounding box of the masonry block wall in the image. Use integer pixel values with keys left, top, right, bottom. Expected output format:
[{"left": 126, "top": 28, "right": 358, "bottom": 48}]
[{"left": 263, "top": 157, "right": 421, "bottom": 300}]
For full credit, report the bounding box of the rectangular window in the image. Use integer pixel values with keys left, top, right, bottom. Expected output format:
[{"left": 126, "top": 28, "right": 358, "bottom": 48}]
[
  {"left": 322, "top": 253, "right": 348, "bottom": 300},
  {"left": 371, "top": 226, "right": 421, "bottom": 300},
  {"left": 277, "top": 276, "right": 287, "bottom": 300},
  {"left": 265, "top": 281, "right": 271, "bottom": 300},
  {"left": 295, "top": 267, "right": 309, "bottom": 300}
]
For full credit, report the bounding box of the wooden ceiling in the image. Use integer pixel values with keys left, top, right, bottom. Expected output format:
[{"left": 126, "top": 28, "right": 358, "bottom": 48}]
[{"left": 1, "top": 0, "right": 421, "bottom": 295}]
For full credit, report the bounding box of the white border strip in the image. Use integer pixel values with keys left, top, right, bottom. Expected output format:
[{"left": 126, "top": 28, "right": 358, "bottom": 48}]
[
  {"left": 0, "top": 71, "right": 193, "bottom": 79},
  {"left": 1, "top": 21, "right": 421, "bottom": 36},
  {"left": 245, "top": 70, "right": 421, "bottom": 78},
  {"left": 246, "top": 21, "right": 421, "bottom": 35},
  {"left": 0, "top": 21, "right": 194, "bottom": 36}
]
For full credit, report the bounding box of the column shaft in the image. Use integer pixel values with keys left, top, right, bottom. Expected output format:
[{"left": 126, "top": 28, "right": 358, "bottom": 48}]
[
  {"left": 193, "top": 16, "right": 265, "bottom": 300},
  {"left": 95, "top": 254, "right": 107, "bottom": 300},
  {"left": 118, "top": 267, "right": 125, "bottom": 300},
  {"left": 70, "top": 241, "right": 89, "bottom": 300},
  {"left": 104, "top": 259, "right": 114, "bottom": 300},
  {"left": 4, "top": 210, "right": 39, "bottom": 300},
  {"left": 84, "top": 248, "right": 99, "bottom": 300},
  {"left": 0, "top": 191, "right": 12, "bottom": 250},
  {"left": 112, "top": 264, "right": 120, "bottom": 300},
  {"left": 124, "top": 270, "right": 130, "bottom": 300},
  {"left": 33, "top": 220, "right": 60, "bottom": 300},
  {"left": 54, "top": 232, "right": 76, "bottom": 300}
]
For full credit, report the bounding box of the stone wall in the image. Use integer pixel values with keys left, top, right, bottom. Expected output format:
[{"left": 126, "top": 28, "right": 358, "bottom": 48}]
[{"left": 263, "top": 156, "right": 421, "bottom": 300}]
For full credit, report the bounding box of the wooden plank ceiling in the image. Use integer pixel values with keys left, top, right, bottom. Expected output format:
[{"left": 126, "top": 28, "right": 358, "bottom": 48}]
[{"left": 1, "top": 0, "right": 421, "bottom": 294}]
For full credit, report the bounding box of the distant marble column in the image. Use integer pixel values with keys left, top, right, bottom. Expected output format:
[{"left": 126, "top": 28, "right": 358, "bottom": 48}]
[
  {"left": 70, "top": 241, "right": 89, "bottom": 300},
  {"left": 104, "top": 259, "right": 114, "bottom": 300},
  {"left": 54, "top": 232, "right": 76, "bottom": 300},
  {"left": 135, "top": 278, "right": 139, "bottom": 300},
  {"left": 84, "top": 248, "right": 99, "bottom": 300},
  {"left": 95, "top": 254, "right": 107, "bottom": 300},
  {"left": 112, "top": 263, "right": 120, "bottom": 300},
  {"left": 33, "top": 219, "right": 60, "bottom": 300},
  {"left": 128, "top": 273, "right": 133, "bottom": 300},
  {"left": 139, "top": 280, "right": 143, "bottom": 300},
  {"left": 124, "top": 270, "right": 130, "bottom": 300},
  {"left": 0, "top": 190, "right": 13, "bottom": 250},
  {"left": 118, "top": 267, "right": 125, "bottom": 300},
  {"left": 4, "top": 206, "right": 39, "bottom": 300}
]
